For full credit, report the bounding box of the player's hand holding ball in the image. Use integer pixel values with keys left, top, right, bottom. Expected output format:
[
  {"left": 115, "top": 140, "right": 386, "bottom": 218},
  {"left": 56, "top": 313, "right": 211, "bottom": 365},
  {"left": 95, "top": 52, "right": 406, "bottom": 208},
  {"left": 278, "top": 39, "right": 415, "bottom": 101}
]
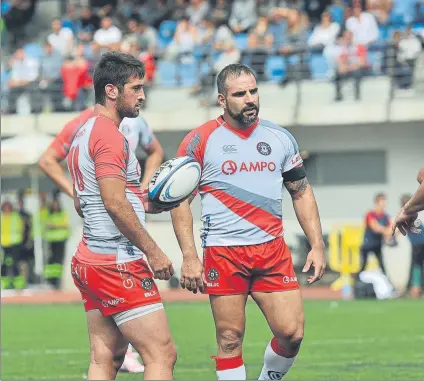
[
  {"left": 180, "top": 255, "right": 205, "bottom": 294},
  {"left": 147, "top": 156, "right": 201, "bottom": 213},
  {"left": 302, "top": 245, "right": 326, "bottom": 284}
]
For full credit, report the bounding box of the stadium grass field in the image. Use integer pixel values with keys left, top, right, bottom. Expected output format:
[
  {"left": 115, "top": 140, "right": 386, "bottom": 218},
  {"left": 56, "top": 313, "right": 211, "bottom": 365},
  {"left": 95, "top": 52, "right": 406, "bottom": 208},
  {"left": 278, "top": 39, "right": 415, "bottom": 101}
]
[{"left": 2, "top": 299, "right": 423, "bottom": 380}]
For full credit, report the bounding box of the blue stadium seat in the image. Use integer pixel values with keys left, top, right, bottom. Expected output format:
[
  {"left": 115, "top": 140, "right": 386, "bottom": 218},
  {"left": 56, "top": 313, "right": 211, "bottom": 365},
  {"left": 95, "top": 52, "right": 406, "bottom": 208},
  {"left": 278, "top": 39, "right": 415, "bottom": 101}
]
[
  {"left": 23, "top": 43, "right": 44, "bottom": 59},
  {"left": 310, "top": 53, "right": 328, "bottom": 80},
  {"left": 412, "top": 23, "right": 424, "bottom": 34},
  {"left": 158, "top": 20, "right": 177, "bottom": 47},
  {"left": 234, "top": 33, "right": 249, "bottom": 51},
  {"left": 265, "top": 56, "right": 286, "bottom": 82},
  {"left": 157, "top": 61, "right": 178, "bottom": 87},
  {"left": 378, "top": 25, "right": 389, "bottom": 41},
  {"left": 178, "top": 61, "right": 199, "bottom": 87}
]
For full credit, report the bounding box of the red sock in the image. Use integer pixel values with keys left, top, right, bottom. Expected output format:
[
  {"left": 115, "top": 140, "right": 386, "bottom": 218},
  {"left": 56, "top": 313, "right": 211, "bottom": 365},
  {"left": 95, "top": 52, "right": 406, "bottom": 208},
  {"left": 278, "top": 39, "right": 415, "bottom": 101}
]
[{"left": 212, "top": 354, "right": 246, "bottom": 380}]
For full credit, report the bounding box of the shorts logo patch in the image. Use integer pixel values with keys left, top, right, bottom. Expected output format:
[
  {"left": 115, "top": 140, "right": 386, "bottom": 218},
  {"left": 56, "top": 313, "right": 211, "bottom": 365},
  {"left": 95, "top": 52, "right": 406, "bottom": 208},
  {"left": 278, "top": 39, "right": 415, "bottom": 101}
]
[
  {"left": 268, "top": 370, "right": 285, "bottom": 379},
  {"left": 208, "top": 268, "right": 219, "bottom": 281},
  {"left": 283, "top": 276, "right": 297, "bottom": 284},
  {"left": 141, "top": 278, "right": 153, "bottom": 291},
  {"left": 257, "top": 142, "right": 272, "bottom": 156}
]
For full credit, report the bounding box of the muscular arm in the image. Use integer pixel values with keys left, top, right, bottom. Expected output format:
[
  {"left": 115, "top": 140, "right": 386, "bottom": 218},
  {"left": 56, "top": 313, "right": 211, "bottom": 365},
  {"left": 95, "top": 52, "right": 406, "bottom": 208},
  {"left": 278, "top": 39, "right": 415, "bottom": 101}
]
[
  {"left": 403, "top": 182, "right": 424, "bottom": 215},
  {"left": 284, "top": 177, "right": 325, "bottom": 249},
  {"left": 99, "top": 177, "right": 163, "bottom": 256},
  {"left": 170, "top": 197, "right": 198, "bottom": 260},
  {"left": 140, "top": 137, "right": 164, "bottom": 190},
  {"left": 170, "top": 195, "right": 204, "bottom": 292},
  {"left": 38, "top": 147, "right": 74, "bottom": 198}
]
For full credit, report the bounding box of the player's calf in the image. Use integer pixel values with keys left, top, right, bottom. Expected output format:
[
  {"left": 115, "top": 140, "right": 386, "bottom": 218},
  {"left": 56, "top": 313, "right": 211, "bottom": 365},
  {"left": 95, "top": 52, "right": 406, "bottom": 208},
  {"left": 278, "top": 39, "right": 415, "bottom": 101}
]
[
  {"left": 214, "top": 327, "right": 246, "bottom": 380},
  {"left": 259, "top": 322, "right": 304, "bottom": 380}
]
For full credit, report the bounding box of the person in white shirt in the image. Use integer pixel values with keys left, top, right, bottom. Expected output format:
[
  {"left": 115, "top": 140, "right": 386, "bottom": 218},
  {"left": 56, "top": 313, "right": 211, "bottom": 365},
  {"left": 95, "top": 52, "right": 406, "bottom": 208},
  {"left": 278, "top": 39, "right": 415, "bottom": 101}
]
[
  {"left": 346, "top": 5, "right": 379, "bottom": 46},
  {"left": 94, "top": 17, "right": 122, "bottom": 48},
  {"left": 6, "top": 47, "right": 40, "bottom": 114},
  {"left": 47, "top": 19, "right": 74, "bottom": 57},
  {"left": 186, "top": 0, "right": 210, "bottom": 27},
  {"left": 308, "top": 11, "right": 341, "bottom": 49},
  {"left": 229, "top": 0, "right": 258, "bottom": 34}
]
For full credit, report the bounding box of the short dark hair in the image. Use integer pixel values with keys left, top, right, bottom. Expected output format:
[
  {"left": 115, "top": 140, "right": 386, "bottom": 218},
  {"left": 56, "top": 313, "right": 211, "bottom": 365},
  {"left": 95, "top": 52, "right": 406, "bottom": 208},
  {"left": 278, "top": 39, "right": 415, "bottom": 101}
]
[
  {"left": 374, "top": 192, "right": 386, "bottom": 202},
  {"left": 400, "top": 194, "right": 412, "bottom": 207},
  {"left": 93, "top": 51, "right": 145, "bottom": 105},
  {"left": 217, "top": 64, "right": 256, "bottom": 95}
]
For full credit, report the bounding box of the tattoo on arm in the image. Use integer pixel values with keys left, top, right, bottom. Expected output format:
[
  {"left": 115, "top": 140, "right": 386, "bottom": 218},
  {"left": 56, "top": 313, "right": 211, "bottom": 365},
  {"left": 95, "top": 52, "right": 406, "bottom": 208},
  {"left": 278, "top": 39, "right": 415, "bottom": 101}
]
[{"left": 284, "top": 177, "right": 309, "bottom": 200}]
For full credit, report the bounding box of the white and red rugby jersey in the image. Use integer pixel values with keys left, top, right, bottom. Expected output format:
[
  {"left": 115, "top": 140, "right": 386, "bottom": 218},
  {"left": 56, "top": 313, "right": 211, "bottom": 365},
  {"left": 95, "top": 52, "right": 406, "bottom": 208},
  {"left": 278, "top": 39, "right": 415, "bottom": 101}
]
[
  {"left": 177, "top": 116, "right": 303, "bottom": 247},
  {"left": 67, "top": 113, "right": 145, "bottom": 264}
]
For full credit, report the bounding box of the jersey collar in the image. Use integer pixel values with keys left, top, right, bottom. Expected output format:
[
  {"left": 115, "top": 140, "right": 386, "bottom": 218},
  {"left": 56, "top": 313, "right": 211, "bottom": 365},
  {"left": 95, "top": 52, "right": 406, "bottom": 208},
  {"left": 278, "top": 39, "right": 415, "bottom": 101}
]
[{"left": 217, "top": 115, "right": 259, "bottom": 139}]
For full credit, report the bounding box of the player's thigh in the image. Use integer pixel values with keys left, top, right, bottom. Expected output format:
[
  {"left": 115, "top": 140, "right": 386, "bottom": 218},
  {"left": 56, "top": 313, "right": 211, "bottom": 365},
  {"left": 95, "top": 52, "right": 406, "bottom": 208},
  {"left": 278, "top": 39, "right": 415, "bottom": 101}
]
[
  {"left": 117, "top": 305, "right": 176, "bottom": 365},
  {"left": 210, "top": 294, "right": 249, "bottom": 340},
  {"left": 251, "top": 289, "right": 304, "bottom": 339},
  {"left": 87, "top": 309, "right": 128, "bottom": 364}
]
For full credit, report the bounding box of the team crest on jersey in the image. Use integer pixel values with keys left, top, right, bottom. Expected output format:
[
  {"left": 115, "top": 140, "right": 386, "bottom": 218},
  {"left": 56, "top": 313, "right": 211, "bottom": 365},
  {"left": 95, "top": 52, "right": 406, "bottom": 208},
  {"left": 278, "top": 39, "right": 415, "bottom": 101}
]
[
  {"left": 141, "top": 278, "right": 153, "bottom": 290},
  {"left": 208, "top": 268, "right": 219, "bottom": 281},
  {"left": 257, "top": 142, "right": 272, "bottom": 156},
  {"left": 268, "top": 370, "right": 285, "bottom": 380}
]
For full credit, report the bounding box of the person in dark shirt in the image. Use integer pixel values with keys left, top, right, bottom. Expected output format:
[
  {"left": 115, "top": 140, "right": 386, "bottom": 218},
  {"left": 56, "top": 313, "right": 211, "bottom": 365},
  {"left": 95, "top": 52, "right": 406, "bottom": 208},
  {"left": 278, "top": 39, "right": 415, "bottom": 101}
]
[
  {"left": 401, "top": 194, "right": 424, "bottom": 298},
  {"left": 359, "top": 193, "right": 392, "bottom": 275},
  {"left": 17, "top": 190, "right": 34, "bottom": 285}
]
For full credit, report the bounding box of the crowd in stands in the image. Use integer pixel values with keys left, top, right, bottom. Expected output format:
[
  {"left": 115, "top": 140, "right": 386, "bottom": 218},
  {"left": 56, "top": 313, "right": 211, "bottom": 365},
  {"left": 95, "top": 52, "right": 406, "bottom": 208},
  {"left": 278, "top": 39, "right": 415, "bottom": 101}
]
[{"left": 1, "top": 0, "right": 424, "bottom": 113}]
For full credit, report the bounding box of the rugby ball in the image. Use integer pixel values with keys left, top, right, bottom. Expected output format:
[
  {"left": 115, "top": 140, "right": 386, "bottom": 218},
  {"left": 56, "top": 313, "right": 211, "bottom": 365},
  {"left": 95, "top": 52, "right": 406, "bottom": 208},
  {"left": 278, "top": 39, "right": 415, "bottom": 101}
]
[{"left": 148, "top": 156, "right": 201, "bottom": 207}]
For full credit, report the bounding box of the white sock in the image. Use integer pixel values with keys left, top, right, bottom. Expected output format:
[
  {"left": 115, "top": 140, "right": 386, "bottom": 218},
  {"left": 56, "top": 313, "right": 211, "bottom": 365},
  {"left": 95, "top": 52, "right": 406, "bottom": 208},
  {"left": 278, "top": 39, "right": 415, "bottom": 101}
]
[
  {"left": 214, "top": 354, "right": 246, "bottom": 380},
  {"left": 259, "top": 338, "right": 297, "bottom": 380}
]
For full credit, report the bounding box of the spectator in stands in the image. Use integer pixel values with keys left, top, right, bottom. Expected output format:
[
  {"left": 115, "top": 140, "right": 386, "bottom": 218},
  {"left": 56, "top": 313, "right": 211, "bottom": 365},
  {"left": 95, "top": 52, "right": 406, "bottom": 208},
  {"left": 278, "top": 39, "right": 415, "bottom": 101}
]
[
  {"left": 334, "top": 30, "right": 369, "bottom": 101},
  {"left": 229, "top": 0, "right": 258, "bottom": 34},
  {"left": 91, "top": 0, "right": 117, "bottom": 16},
  {"left": 85, "top": 41, "right": 103, "bottom": 76},
  {"left": 77, "top": 7, "right": 101, "bottom": 43},
  {"left": 210, "top": 0, "right": 231, "bottom": 26},
  {"left": 278, "top": 9, "right": 310, "bottom": 86},
  {"left": 169, "top": 0, "right": 188, "bottom": 22},
  {"left": 392, "top": 27, "right": 422, "bottom": 90},
  {"left": 3, "top": 0, "right": 37, "bottom": 50},
  {"left": 304, "top": 0, "right": 332, "bottom": 24},
  {"left": 186, "top": 0, "right": 210, "bottom": 27},
  {"left": 61, "top": 4, "right": 78, "bottom": 34},
  {"left": 308, "top": 11, "right": 341, "bottom": 50},
  {"left": 93, "top": 16, "right": 122, "bottom": 49},
  {"left": 139, "top": 0, "right": 169, "bottom": 29},
  {"left": 47, "top": 19, "right": 74, "bottom": 57},
  {"left": 165, "top": 16, "right": 196, "bottom": 62},
  {"left": 6, "top": 47, "right": 40, "bottom": 114},
  {"left": 39, "top": 42, "right": 64, "bottom": 112},
  {"left": 248, "top": 16, "right": 274, "bottom": 81},
  {"left": 190, "top": 38, "right": 241, "bottom": 101},
  {"left": 213, "top": 22, "right": 236, "bottom": 53},
  {"left": 61, "top": 44, "right": 92, "bottom": 111},
  {"left": 138, "top": 18, "right": 158, "bottom": 56},
  {"left": 257, "top": 0, "right": 277, "bottom": 18},
  {"left": 195, "top": 17, "right": 216, "bottom": 51},
  {"left": 366, "top": 0, "right": 393, "bottom": 25},
  {"left": 346, "top": 3, "right": 379, "bottom": 45}
]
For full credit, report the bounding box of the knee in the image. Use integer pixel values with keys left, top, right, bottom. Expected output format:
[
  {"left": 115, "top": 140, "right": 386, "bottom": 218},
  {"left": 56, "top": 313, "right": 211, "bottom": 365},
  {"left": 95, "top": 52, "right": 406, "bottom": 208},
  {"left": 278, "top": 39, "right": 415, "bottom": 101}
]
[
  {"left": 275, "top": 320, "right": 304, "bottom": 354},
  {"left": 217, "top": 328, "right": 244, "bottom": 355}
]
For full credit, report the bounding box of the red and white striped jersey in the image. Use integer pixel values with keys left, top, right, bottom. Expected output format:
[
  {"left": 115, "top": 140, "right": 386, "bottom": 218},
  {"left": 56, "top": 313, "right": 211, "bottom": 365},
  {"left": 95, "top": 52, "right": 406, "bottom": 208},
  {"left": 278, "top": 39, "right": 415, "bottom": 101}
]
[
  {"left": 67, "top": 113, "right": 145, "bottom": 264},
  {"left": 177, "top": 116, "right": 303, "bottom": 247}
]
